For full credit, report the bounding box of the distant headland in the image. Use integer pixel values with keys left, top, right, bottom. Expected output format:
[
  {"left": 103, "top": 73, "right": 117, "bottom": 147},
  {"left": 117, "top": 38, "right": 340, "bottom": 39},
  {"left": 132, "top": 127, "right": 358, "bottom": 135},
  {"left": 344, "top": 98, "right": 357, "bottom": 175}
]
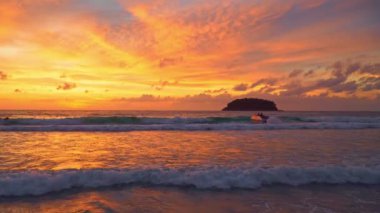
[{"left": 222, "top": 98, "right": 278, "bottom": 111}]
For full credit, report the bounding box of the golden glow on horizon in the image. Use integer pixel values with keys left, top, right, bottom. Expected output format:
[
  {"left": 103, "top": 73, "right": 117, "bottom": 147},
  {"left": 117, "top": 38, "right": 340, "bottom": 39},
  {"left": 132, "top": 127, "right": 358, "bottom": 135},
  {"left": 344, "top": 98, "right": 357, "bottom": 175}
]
[{"left": 0, "top": 0, "right": 379, "bottom": 110}]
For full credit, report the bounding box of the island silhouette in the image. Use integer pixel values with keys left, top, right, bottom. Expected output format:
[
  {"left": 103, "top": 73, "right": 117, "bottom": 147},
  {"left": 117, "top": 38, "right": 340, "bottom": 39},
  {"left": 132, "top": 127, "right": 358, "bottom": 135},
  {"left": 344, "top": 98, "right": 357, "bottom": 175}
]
[{"left": 222, "top": 98, "right": 278, "bottom": 111}]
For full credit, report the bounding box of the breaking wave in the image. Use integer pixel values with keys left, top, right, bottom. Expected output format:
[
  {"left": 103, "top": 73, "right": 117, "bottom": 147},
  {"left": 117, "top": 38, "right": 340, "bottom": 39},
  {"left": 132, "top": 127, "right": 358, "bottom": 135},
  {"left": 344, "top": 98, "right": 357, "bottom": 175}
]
[
  {"left": 1, "top": 166, "right": 379, "bottom": 196},
  {"left": 0, "top": 116, "right": 253, "bottom": 125},
  {"left": 1, "top": 116, "right": 380, "bottom": 131}
]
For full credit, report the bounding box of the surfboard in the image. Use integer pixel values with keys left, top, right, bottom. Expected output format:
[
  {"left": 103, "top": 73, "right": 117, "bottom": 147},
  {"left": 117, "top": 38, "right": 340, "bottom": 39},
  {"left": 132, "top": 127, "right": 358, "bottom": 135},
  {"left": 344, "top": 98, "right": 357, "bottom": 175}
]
[{"left": 251, "top": 115, "right": 268, "bottom": 124}]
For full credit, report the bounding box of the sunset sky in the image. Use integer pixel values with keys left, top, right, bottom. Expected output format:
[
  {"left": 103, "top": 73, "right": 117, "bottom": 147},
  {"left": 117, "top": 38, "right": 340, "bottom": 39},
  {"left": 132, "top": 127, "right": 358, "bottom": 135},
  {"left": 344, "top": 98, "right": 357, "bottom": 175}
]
[{"left": 0, "top": 0, "right": 379, "bottom": 110}]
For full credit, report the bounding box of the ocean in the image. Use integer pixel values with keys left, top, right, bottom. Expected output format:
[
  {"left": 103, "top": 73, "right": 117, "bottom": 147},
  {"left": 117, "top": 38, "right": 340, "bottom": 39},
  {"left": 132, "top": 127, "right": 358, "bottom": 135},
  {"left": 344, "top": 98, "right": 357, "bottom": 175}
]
[{"left": 0, "top": 110, "right": 379, "bottom": 212}]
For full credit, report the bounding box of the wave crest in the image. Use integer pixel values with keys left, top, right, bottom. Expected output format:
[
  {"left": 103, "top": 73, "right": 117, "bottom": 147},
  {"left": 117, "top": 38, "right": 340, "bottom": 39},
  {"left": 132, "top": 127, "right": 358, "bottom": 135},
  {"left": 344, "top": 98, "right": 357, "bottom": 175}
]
[
  {"left": 1, "top": 166, "right": 379, "bottom": 196},
  {"left": 1, "top": 122, "right": 380, "bottom": 131},
  {"left": 1, "top": 115, "right": 380, "bottom": 131}
]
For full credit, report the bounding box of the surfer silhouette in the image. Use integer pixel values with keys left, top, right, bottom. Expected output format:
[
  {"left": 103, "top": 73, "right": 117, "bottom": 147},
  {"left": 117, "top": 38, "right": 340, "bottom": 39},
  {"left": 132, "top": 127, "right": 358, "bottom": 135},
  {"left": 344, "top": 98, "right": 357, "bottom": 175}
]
[{"left": 251, "top": 113, "right": 269, "bottom": 124}]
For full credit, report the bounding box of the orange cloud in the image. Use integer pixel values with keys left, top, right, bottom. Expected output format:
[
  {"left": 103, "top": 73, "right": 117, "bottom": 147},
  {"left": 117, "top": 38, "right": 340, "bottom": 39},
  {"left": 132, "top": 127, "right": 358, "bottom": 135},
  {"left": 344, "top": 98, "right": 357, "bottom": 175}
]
[
  {"left": 57, "top": 82, "right": 77, "bottom": 90},
  {"left": 0, "top": 0, "right": 379, "bottom": 110},
  {"left": 0, "top": 71, "right": 7, "bottom": 80}
]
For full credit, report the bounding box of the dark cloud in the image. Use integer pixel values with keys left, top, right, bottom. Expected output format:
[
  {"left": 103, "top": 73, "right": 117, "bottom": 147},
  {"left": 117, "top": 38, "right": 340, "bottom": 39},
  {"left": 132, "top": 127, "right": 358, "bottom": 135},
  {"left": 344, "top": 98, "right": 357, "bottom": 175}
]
[
  {"left": 360, "top": 63, "right": 380, "bottom": 75},
  {"left": 250, "top": 78, "right": 278, "bottom": 88},
  {"left": 318, "top": 92, "right": 330, "bottom": 97},
  {"left": 14, "top": 89, "right": 22, "bottom": 93},
  {"left": 233, "top": 83, "right": 249, "bottom": 91},
  {"left": 330, "top": 81, "right": 358, "bottom": 93},
  {"left": 0, "top": 71, "right": 7, "bottom": 80},
  {"left": 316, "top": 61, "right": 380, "bottom": 93},
  {"left": 288, "top": 69, "right": 303, "bottom": 78},
  {"left": 279, "top": 82, "right": 309, "bottom": 96},
  {"left": 258, "top": 85, "right": 278, "bottom": 94},
  {"left": 314, "top": 74, "right": 346, "bottom": 88},
  {"left": 346, "top": 62, "right": 361, "bottom": 75},
  {"left": 57, "top": 82, "right": 76, "bottom": 90},
  {"left": 243, "top": 90, "right": 380, "bottom": 111},
  {"left": 304, "top": 69, "right": 315, "bottom": 77},
  {"left": 330, "top": 61, "right": 343, "bottom": 75},
  {"left": 359, "top": 77, "right": 380, "bottom": 91},
  {"left": 281, "top": 69, "right": 349, "bottom": 96},
  {"left": 249, "top": 60, "right": 380, "bottom": 97}
]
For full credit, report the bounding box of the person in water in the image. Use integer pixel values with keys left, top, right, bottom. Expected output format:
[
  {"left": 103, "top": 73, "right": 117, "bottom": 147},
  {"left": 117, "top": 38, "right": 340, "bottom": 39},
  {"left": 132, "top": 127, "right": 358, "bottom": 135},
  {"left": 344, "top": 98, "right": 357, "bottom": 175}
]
[
  {"left": 251, "top": 113, "right": 268, "bottom": 124},
  {"left": 256, "top": 112, "right": 266, "bottom": 118}
]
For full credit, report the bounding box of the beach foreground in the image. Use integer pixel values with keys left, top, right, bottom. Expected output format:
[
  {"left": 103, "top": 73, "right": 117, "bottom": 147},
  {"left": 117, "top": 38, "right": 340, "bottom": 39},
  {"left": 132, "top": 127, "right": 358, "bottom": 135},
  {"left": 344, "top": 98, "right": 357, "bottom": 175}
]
[
  {"left": 1, "top": 185, "right": 379, "bottom": 212},
  {"left": 0, "top": 111, "right": 379, "bottom": 212}
]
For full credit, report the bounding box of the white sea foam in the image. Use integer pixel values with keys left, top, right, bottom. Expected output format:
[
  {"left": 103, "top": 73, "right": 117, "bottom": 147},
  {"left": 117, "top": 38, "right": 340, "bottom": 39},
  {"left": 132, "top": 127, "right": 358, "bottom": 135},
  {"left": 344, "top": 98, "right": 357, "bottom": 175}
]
[
  {"left": 1, "top": 115, "right": 379, "bottom": 131},
  {"left": 0, "top": 166, "right": 379, "bottom": 196},
  {"left": 2, "top": 116, "right": 380, "bottom": 125},
  {"left": 1, "top": 122, "right": 380, "bottom": 131}
]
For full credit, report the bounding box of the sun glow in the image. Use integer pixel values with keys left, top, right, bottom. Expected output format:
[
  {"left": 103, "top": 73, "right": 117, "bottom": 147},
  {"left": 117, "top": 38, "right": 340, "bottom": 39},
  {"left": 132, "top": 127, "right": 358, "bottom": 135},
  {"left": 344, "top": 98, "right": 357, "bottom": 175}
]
[{"left": 0, "top": 0, "right": 379, "bottom": 110}]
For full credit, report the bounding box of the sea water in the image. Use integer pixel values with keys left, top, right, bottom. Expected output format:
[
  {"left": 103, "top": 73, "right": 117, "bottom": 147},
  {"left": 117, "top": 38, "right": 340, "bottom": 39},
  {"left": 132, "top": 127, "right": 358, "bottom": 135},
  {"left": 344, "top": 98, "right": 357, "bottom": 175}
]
[{"left": 0, "top": 111, "right": 379, "bottom": 212}]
